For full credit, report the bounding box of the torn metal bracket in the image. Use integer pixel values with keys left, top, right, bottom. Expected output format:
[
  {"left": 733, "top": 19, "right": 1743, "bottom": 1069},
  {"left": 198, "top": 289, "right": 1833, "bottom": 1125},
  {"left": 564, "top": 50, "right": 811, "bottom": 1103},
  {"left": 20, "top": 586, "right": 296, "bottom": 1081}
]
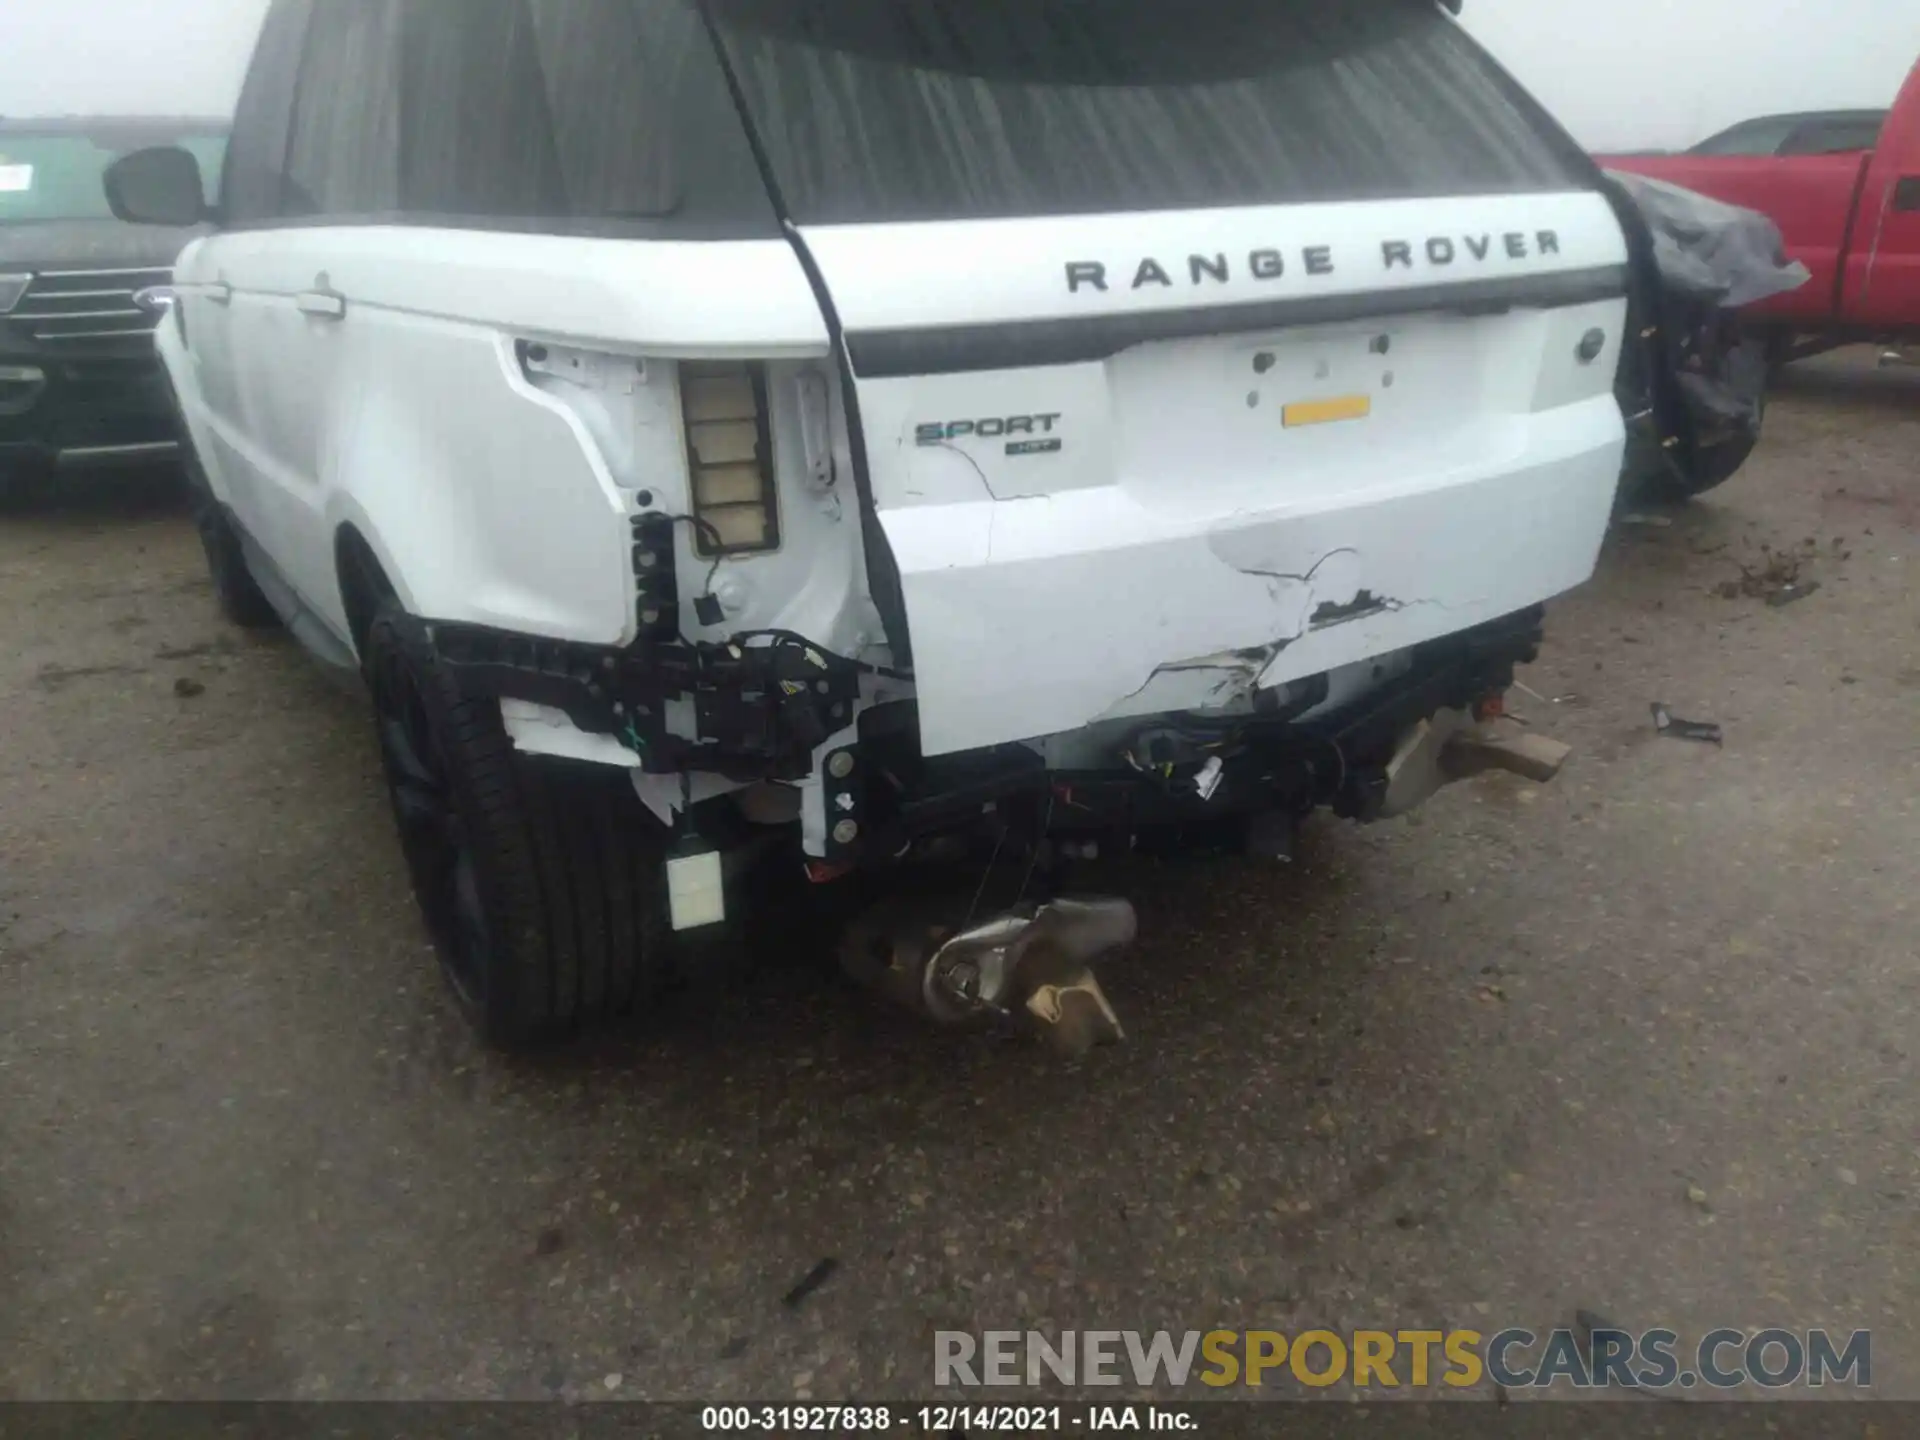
[
  {"left": 427, "top": 620, "right": 863, "bottom": 782},
  {"left": 1651, "top": 703, "right": 1724, "bottom": 746},
  {"left": 630, "top": 512, "right": 681, "bottom": 640}
]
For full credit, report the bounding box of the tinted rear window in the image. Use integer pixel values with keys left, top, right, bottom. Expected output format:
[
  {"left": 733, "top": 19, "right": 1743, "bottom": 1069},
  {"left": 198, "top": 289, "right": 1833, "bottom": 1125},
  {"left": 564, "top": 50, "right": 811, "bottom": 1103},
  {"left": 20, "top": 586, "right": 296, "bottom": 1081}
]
[
  {"left": 707, "top": 0, "right": 1583, "bottom": 225},
  {"left": 271, "top": 0, "right": 778, "bottom": 237}
]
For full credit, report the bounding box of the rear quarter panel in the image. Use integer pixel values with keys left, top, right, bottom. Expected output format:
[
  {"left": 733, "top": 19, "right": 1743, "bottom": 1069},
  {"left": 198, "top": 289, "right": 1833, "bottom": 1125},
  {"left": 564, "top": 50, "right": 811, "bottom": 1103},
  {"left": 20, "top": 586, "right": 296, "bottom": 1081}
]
[{"left": 211, "top": 226, "right": 830, "bottom": 650}]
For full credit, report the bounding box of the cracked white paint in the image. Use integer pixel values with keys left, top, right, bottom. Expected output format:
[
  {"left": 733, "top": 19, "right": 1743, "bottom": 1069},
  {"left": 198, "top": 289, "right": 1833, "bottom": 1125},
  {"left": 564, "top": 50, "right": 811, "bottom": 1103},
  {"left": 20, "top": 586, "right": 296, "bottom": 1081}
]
[
  {"left": 878, "top": 399, "right": 1621, "bottom": 756},
  {"left": 1096, "top": 647, "right": 1280, "bottom": 722}
]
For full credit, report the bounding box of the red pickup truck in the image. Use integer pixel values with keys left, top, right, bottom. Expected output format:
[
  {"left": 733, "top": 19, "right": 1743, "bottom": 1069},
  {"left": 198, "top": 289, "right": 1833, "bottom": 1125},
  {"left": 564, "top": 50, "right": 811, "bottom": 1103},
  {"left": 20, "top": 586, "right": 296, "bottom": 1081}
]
[{"left": 1601, "top": 57, "right": 1920, "bottom": 362}]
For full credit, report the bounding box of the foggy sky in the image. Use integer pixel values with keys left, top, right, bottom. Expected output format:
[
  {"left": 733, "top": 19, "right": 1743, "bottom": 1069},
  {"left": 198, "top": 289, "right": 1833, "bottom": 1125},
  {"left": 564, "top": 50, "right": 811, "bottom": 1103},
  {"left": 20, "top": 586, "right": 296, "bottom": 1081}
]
[{"left": 1, "top": 0, "right": 1915, "bottom": 152}]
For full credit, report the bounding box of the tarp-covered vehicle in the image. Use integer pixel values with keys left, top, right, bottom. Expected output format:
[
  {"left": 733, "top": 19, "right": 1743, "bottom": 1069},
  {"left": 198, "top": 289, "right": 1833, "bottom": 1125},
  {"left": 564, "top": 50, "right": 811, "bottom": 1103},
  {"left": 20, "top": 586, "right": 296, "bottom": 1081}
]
[
  {"left": 1604, "top": 55, "right": 1920, "bottom": 372},
  {"left": 112, "top": 0, "right": 1792, "bottom": 1050},
  {"left": 1608, "top": 170, "right": 1810, "bottom": 500}
]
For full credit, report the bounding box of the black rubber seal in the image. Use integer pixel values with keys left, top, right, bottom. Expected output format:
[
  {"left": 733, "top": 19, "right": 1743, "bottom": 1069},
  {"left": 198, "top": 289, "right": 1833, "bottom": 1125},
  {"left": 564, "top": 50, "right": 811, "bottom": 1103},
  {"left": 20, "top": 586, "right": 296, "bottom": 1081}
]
[{"left": 845, "top": 265, "right": 1629, "bottom": 379}]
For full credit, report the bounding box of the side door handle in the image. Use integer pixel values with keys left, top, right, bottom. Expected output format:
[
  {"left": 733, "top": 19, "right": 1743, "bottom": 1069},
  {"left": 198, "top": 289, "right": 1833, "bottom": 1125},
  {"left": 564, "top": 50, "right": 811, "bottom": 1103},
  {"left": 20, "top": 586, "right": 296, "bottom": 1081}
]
[
  {"left": 295, "top": 288, "right": 347, "bottom": 320},
  {"left": 204, "top": 281, "right": 232, "bottom": 307},
  {"left": 1893, "top": 176, "right": 1920, "bottom": 213}
]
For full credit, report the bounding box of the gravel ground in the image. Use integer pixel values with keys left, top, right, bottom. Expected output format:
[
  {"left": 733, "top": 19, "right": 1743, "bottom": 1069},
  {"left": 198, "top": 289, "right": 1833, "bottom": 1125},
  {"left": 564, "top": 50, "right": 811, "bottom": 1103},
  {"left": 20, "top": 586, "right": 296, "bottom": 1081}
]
[{"left": 0, "top": 352, "right": 1915, "bottom": 1405}]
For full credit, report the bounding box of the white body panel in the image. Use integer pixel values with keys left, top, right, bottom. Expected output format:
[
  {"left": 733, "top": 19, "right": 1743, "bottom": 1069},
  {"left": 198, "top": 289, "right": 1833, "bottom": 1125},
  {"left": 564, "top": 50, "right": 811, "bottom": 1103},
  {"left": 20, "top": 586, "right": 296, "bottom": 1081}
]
[
  {"left": 161, "top": 190, "right": 1630, "bottom": 781},
  {"left": 804, "top": 193, "right": 1630, "bottom": 755},
  {"left": 166, "top": 228, "right": 839, "bottom": 653}
]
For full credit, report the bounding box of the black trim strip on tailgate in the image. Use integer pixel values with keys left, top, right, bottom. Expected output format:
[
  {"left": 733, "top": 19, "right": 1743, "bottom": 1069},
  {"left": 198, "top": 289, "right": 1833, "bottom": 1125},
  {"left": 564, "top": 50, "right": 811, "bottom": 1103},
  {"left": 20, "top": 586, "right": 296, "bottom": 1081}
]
[{"left": 845, "top": 264, "right": 1628, "bottom": 379}]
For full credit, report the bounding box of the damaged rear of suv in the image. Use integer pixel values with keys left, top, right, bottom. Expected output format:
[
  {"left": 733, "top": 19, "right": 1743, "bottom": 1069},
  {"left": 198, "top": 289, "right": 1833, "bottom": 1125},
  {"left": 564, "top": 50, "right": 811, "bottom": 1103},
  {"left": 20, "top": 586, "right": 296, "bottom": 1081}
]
[{"left": 114, "top": 0, "right": 1726, "bottom": 1047}]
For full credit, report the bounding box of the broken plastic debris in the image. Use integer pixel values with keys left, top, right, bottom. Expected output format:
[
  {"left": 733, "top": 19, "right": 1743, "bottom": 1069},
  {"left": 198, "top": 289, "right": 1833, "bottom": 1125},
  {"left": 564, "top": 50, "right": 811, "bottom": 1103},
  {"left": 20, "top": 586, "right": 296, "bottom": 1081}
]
[
  {"left": 1024, "top": 970, "right": 1124, "bottom": 1059},
  {"left": 1716, "top": 549, "right": 1817, "bottom": 604},
  {"left": 781, "top": 1257, "right": 839, "bottom": 1310},
  {"left": 1513, "top": 680, "right": 1583, "bottom": 707},
  {"left": 1574, "top": 1308, "right": 1622, "bottom": 1342},
  {"left": 1651, "top": 704, "right": 1723, "bottom": 746},
  {"left": 1195, "top": 755, "right": 1225, "bottom": 801}
]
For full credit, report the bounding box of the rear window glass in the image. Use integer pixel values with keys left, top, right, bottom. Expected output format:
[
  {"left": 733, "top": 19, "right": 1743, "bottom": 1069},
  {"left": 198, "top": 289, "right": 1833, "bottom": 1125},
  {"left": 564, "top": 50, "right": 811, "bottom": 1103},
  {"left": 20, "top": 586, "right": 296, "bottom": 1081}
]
[
  {"left": 1690, "top": 116, "right": 1802, "bottom": 157},
  {"left": 707, "top": 0, "right": 1583, "bottom": 226},
  {"left": 272, "top": 0, "right": 777, "bottom": 236},
  {"left": 1780, "top": 115, "right": 1885, "bottom": 156}
]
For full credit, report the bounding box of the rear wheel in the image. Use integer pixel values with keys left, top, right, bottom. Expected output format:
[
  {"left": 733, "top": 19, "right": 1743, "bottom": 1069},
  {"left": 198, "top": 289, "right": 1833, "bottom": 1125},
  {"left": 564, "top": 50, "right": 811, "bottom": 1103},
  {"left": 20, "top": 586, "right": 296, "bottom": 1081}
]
[
  {"left": 0, "top": 459, "right": 51, "bottom": 511},
  {"left": 1648, "top": 387, "right": 1766, "bottom": 502},
  {"left": 1633, "top": 329, "right": 1771, "bottom": 503},
  {"left": 363, "top": 603, "right": 670, "bottom": 1046},
  {"left": 197, "top": 502, "right": 281, "bottom": 629}
]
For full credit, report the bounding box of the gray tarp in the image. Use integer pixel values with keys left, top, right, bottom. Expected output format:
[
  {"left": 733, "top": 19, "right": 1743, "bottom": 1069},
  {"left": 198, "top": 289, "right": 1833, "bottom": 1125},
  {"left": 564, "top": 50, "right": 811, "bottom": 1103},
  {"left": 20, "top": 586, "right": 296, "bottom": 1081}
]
[
  {"left": 1606, "top": 171, "right": 1809, "bottom": 485},
  {"left": 1606, "top": 168, "right": 1812, "bottom": 309}
]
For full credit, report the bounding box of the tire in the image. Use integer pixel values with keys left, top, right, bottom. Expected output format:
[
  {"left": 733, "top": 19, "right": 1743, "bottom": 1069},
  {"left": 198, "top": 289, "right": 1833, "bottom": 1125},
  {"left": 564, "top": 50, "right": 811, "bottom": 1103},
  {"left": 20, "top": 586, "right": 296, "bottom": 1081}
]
[
  {"left": 0, "top": 460, "right": 51, "bottom": 512},
  {"left": 1627, "top": 369, "right": 1768, "bottom": 505},
  {"left": 1765, "top": 331, "right": 1799, "bottom": 381},
  {"left": 1684, "top": 422, "right": 1762, "bottom": 497},
  {"left": 363, "top": 602, "right": 670, "bottom": 1046},
  {"left": 183, "top": 453, "right": 280, "bottom": 629},
  {"left": 1651, "top": 387, "right": 1766, "bottom": 502}
]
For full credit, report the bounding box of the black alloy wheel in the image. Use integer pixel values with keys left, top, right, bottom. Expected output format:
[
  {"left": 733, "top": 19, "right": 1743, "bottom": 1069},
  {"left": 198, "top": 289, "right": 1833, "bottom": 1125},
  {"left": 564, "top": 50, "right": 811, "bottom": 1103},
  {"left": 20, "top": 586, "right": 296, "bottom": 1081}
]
[
  {"left": 369, "top": 632, "right": 493, "bottom": 1013},
  {"left": 360, "top": 602, "right": 672, "bottom": 1046}
]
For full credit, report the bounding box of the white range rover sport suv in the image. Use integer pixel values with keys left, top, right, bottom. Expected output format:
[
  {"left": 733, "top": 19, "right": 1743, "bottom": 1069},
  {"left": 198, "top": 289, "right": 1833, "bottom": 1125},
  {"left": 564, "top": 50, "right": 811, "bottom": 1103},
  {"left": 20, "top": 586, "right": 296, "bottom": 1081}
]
[{"left": 104, "top": 0, "right": 1718, "bottom": 1047}]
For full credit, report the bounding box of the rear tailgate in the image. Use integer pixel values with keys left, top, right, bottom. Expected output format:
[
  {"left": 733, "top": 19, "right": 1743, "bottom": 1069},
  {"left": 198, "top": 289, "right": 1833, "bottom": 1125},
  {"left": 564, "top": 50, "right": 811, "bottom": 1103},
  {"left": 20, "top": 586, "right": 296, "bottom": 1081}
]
[
  {"left": 713, "top": 0, "right": 1630, "bottom": 754},
  {"left": 811, "top": 198, "right": 1626, "bottom": 752}
]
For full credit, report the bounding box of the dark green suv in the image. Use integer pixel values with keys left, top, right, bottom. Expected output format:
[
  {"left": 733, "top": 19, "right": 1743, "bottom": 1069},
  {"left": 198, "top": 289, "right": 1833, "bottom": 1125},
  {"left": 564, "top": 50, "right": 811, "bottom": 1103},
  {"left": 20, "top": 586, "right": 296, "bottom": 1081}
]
[{"left": 0, "top": 117, "right": 226, "bottom": 487}]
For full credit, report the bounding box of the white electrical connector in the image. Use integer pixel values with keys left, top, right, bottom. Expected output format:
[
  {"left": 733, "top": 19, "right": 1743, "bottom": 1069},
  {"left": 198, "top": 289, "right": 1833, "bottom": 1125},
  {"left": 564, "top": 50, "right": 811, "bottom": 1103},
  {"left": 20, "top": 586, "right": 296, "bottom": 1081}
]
[{"left": 665, "top": 850, "right": 725, "bottom": 931}]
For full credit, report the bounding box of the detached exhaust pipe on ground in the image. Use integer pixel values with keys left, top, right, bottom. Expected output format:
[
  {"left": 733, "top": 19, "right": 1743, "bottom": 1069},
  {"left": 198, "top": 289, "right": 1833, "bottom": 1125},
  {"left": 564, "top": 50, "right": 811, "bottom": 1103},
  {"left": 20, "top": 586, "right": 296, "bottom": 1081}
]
[{"left": 839, "top": 896, "right": 1138, "bottom": 1058}]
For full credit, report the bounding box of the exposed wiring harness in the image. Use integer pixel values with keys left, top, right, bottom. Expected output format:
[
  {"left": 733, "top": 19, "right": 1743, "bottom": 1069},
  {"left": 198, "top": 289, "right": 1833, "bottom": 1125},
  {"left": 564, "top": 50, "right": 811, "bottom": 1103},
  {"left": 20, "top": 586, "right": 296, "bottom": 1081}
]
[
  {"left": 726, "top": 627, "right": 913, "bottom": 682},
  {"left": 661, "top": 512, "right": 728, "bottom": 611},
  {"left": 655, "top": 515, "right": 913, "bottom": 682},
  {"left": 1120, "top": 674, "right": 1334, "bottom": 783}
]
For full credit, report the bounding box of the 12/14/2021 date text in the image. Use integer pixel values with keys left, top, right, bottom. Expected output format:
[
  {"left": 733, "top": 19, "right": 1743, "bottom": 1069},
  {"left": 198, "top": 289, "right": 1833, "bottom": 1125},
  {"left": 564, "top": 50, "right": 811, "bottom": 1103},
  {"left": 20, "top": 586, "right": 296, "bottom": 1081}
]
[{"left": 700, "top": 1405, "right": 1200, "bottom": 1432}]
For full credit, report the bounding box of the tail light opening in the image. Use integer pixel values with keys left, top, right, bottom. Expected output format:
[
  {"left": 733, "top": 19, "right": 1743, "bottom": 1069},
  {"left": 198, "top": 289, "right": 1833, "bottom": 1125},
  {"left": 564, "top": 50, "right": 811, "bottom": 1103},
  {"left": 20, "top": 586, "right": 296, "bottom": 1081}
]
[{"left": 680, "top": 360, "right": 780, "bottom": 555}]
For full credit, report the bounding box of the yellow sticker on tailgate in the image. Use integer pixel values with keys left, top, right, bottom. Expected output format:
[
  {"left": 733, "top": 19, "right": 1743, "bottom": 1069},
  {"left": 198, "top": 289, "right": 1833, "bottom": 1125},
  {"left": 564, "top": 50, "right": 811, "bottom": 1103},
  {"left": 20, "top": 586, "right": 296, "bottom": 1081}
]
[{"left": 1283, "top": 394, "right": 1372, "bottom": 429}]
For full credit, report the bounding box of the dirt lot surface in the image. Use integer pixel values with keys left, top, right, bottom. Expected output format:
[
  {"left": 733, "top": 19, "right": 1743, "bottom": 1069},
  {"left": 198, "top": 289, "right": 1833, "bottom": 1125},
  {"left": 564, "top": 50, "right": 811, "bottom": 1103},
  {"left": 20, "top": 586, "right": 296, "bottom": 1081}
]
[{"left": 1, "top": 353, "right": 1916, "bottom": 1405}]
